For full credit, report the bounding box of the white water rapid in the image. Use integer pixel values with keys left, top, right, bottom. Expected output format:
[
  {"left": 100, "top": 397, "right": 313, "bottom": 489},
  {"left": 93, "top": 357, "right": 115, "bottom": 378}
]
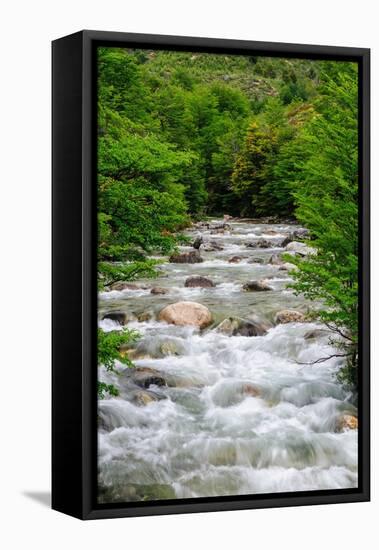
[{"left": 97, "top": 220, "right": 358, "bottom": 503}]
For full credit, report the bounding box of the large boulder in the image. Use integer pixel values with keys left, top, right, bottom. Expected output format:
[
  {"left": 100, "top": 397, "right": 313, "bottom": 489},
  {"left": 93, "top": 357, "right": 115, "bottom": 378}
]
[
  {"left": 275, "top": 309, "right": 305, "bottom": 324},
  {"left": 243, "top": 279, "right": 273, "bottom": 292},
  {"left": 184, "top": 276, "right": 215, "bottom": 288},
  {"left": 214, "top": 316, "right": 268, "bottom": 337},
  {"left": 285, "top": 241, "right": 316, "bottom": 257},
  {"left": 169, "top": 250, "right": 203, "bottom": 263},
  {"left": 158, "top": 301, "right": 212, "bottom": 328}
]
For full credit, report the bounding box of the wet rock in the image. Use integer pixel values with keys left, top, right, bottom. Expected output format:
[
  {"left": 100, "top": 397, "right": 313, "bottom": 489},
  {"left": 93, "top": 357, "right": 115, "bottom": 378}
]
[
  {"left": 228, "top": 255, "right": 246, "bottom": 263},
  {"left": 336, "top": 414, "right": 358, "bottom": 431},
  {"left": 210, "top": 222, "right": 231, "bottom": 231},
  {"left": 268, "top": 253, "right": 283, "bottom": 266},
  {"left": 246, "top": 238, "right": 272, "bottom": 249},
  {"left": 110, "top": 282, "right": 141, "bottom": 291},
  {"left": 150, "top": 287, "right": 168, "bottom": 295},
  {"left": 275, "top": 309, "right": 305, "bottom": 324},
  {"left": 102, "top": 312, "right": 128, "bottom": 325},
  {"left": 281, "top": 229, "right": 310, "bottom": 248},
  {"left": 119, "top": 347, "right": 153, "bottom": 361},
  {"left": 132, "top": 389, "right": 165, "bottom": 406},
  {"left": 202, "top": 241, "right": 224, "bottom": 252},
  {"left": 243, "top": 280, "right": 273, "bottom": 292},
  {"left": 215, "top": 316, "right": 268, "bottom": 337},
  {"left": 160, "top": 340, "right": 181, "bottom": 356},
  {"left": 130, "top": 367, "right": 167, "bottom": 388},
  {"left": 184, "top": 276, "right": 215, "bottom": 288},
  {"left": 285, "top": 241, "right": 316, "bottom": 256},
  {"left": 280, "top": 235, "right": 293, "bottom": 248},
  {"left": 136, "top": 310, "right": 155, "bottom": 322},
  {"left": 169, "top": 250, "right": 203, "bottom": 263},
  {"left": 293, "top": 228, "right": 310, "bottom": 239},
  {"left": 304, "top": 329, "right": 328, "bottom": 340},
  {"left": 158, "top": 301, "right": 212, "bottom": 328},
  {"left": 192, "top": 236, "right": 203, "bottom": 249}
]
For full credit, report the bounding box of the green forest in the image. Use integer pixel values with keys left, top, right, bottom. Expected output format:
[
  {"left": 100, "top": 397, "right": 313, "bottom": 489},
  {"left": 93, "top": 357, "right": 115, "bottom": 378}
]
[{"left": 97, "top": 47, "right": 359, "bottom": 393}]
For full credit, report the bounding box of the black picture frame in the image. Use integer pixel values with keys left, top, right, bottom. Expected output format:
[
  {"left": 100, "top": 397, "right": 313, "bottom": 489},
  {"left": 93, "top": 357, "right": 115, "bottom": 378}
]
[{"left": 52, "top": 30, "right": 370, "bottom": 520}]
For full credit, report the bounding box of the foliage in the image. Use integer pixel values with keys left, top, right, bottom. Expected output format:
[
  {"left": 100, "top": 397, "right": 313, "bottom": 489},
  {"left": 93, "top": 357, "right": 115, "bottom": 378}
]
[
  {"left": 284, "top": 63, "right": 359, "bottom": 386},
  {"left": 97, "top": 328, "right": 140, "bottom": 398}
]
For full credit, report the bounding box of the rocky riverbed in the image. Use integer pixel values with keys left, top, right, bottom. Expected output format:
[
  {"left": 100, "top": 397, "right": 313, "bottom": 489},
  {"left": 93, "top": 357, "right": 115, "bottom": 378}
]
[{"left": 97, "top": 219, "right": 358, "bottom": 503}]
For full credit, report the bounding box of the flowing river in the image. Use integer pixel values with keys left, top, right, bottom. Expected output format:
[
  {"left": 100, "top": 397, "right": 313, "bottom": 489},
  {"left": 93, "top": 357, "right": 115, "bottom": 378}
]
[{"left": 97, "top": 219, "right": 358, "bottom": 503}]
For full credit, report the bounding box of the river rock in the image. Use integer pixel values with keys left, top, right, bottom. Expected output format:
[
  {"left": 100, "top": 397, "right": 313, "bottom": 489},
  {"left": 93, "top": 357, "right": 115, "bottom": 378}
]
[
  {"left": 268, "top": 253, "right": 283, "bottom": 266},
  {"left": 102, "top": 312, "right": 128, "bottom": 325},
  {"left": 294, "top": 228, "right": 310, "bottom": 239},
  {"left": 246, "top": 238, "right": 272, "bottom": 249},
  {"left": 228, "top": 255, "right": 246, "bottom": 263},
  {"left": 280, "top": 235, "right": 293, "bottom": 248},
  {"left": 158, "top": 301, "right": 212, "bottom": 328},
  {"left": 132, "top": 389, "right": 165, "bottom": 406},
  {"left": 130, "top": 367, "right": 167, "bottom": 388},
  {"left": 184, "top": 276, "right": 215, "bottom": 288},
  {"left": 285, "top": 241, "right": 316, "bottom": 256},
  {"left": 192, "top": 236, "right": 203, "bottom": 249},
  {"left": 110, "top": 282, "right": 141, "bottom": 291},
  {"left": 215, "top": 316, "right": 268, "bottom": 337},
  {"left": 119, "top": 347, "right": 153, "bottom": 361},
  {"left": 150, "top": 286, "right": 168, "bottom": 295},
  {"left": 275, "top": 309, "right": 305, "bottom": 324},
  {"left": 243, "top": 280, "right": 273, "bottom": 292},
  {"left": 136, "top": 310, "right": 155, "bottom": 322},
  {"left": 169, "top": 250, "right": 203, "bottom": 263},
  {"left": 202, "top": 241, "right": 224, "bottom": 252},
  {"left": 304, "top": 329, "right": 328, "bottom": 340},
  {"left": 336, "top": 414, "right": 358, "bottom": 431}
]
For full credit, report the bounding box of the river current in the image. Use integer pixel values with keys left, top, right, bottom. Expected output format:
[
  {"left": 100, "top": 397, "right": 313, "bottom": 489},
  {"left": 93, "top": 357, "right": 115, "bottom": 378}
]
[{"left": 97, "top": 220, "right": 358, "bottom": 503}]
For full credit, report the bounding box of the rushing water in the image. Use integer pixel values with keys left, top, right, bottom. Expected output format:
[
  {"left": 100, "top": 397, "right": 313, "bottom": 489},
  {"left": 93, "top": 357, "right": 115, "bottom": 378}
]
[{"left": 97, "top": 220, "right": 358, "bottom": 503}]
